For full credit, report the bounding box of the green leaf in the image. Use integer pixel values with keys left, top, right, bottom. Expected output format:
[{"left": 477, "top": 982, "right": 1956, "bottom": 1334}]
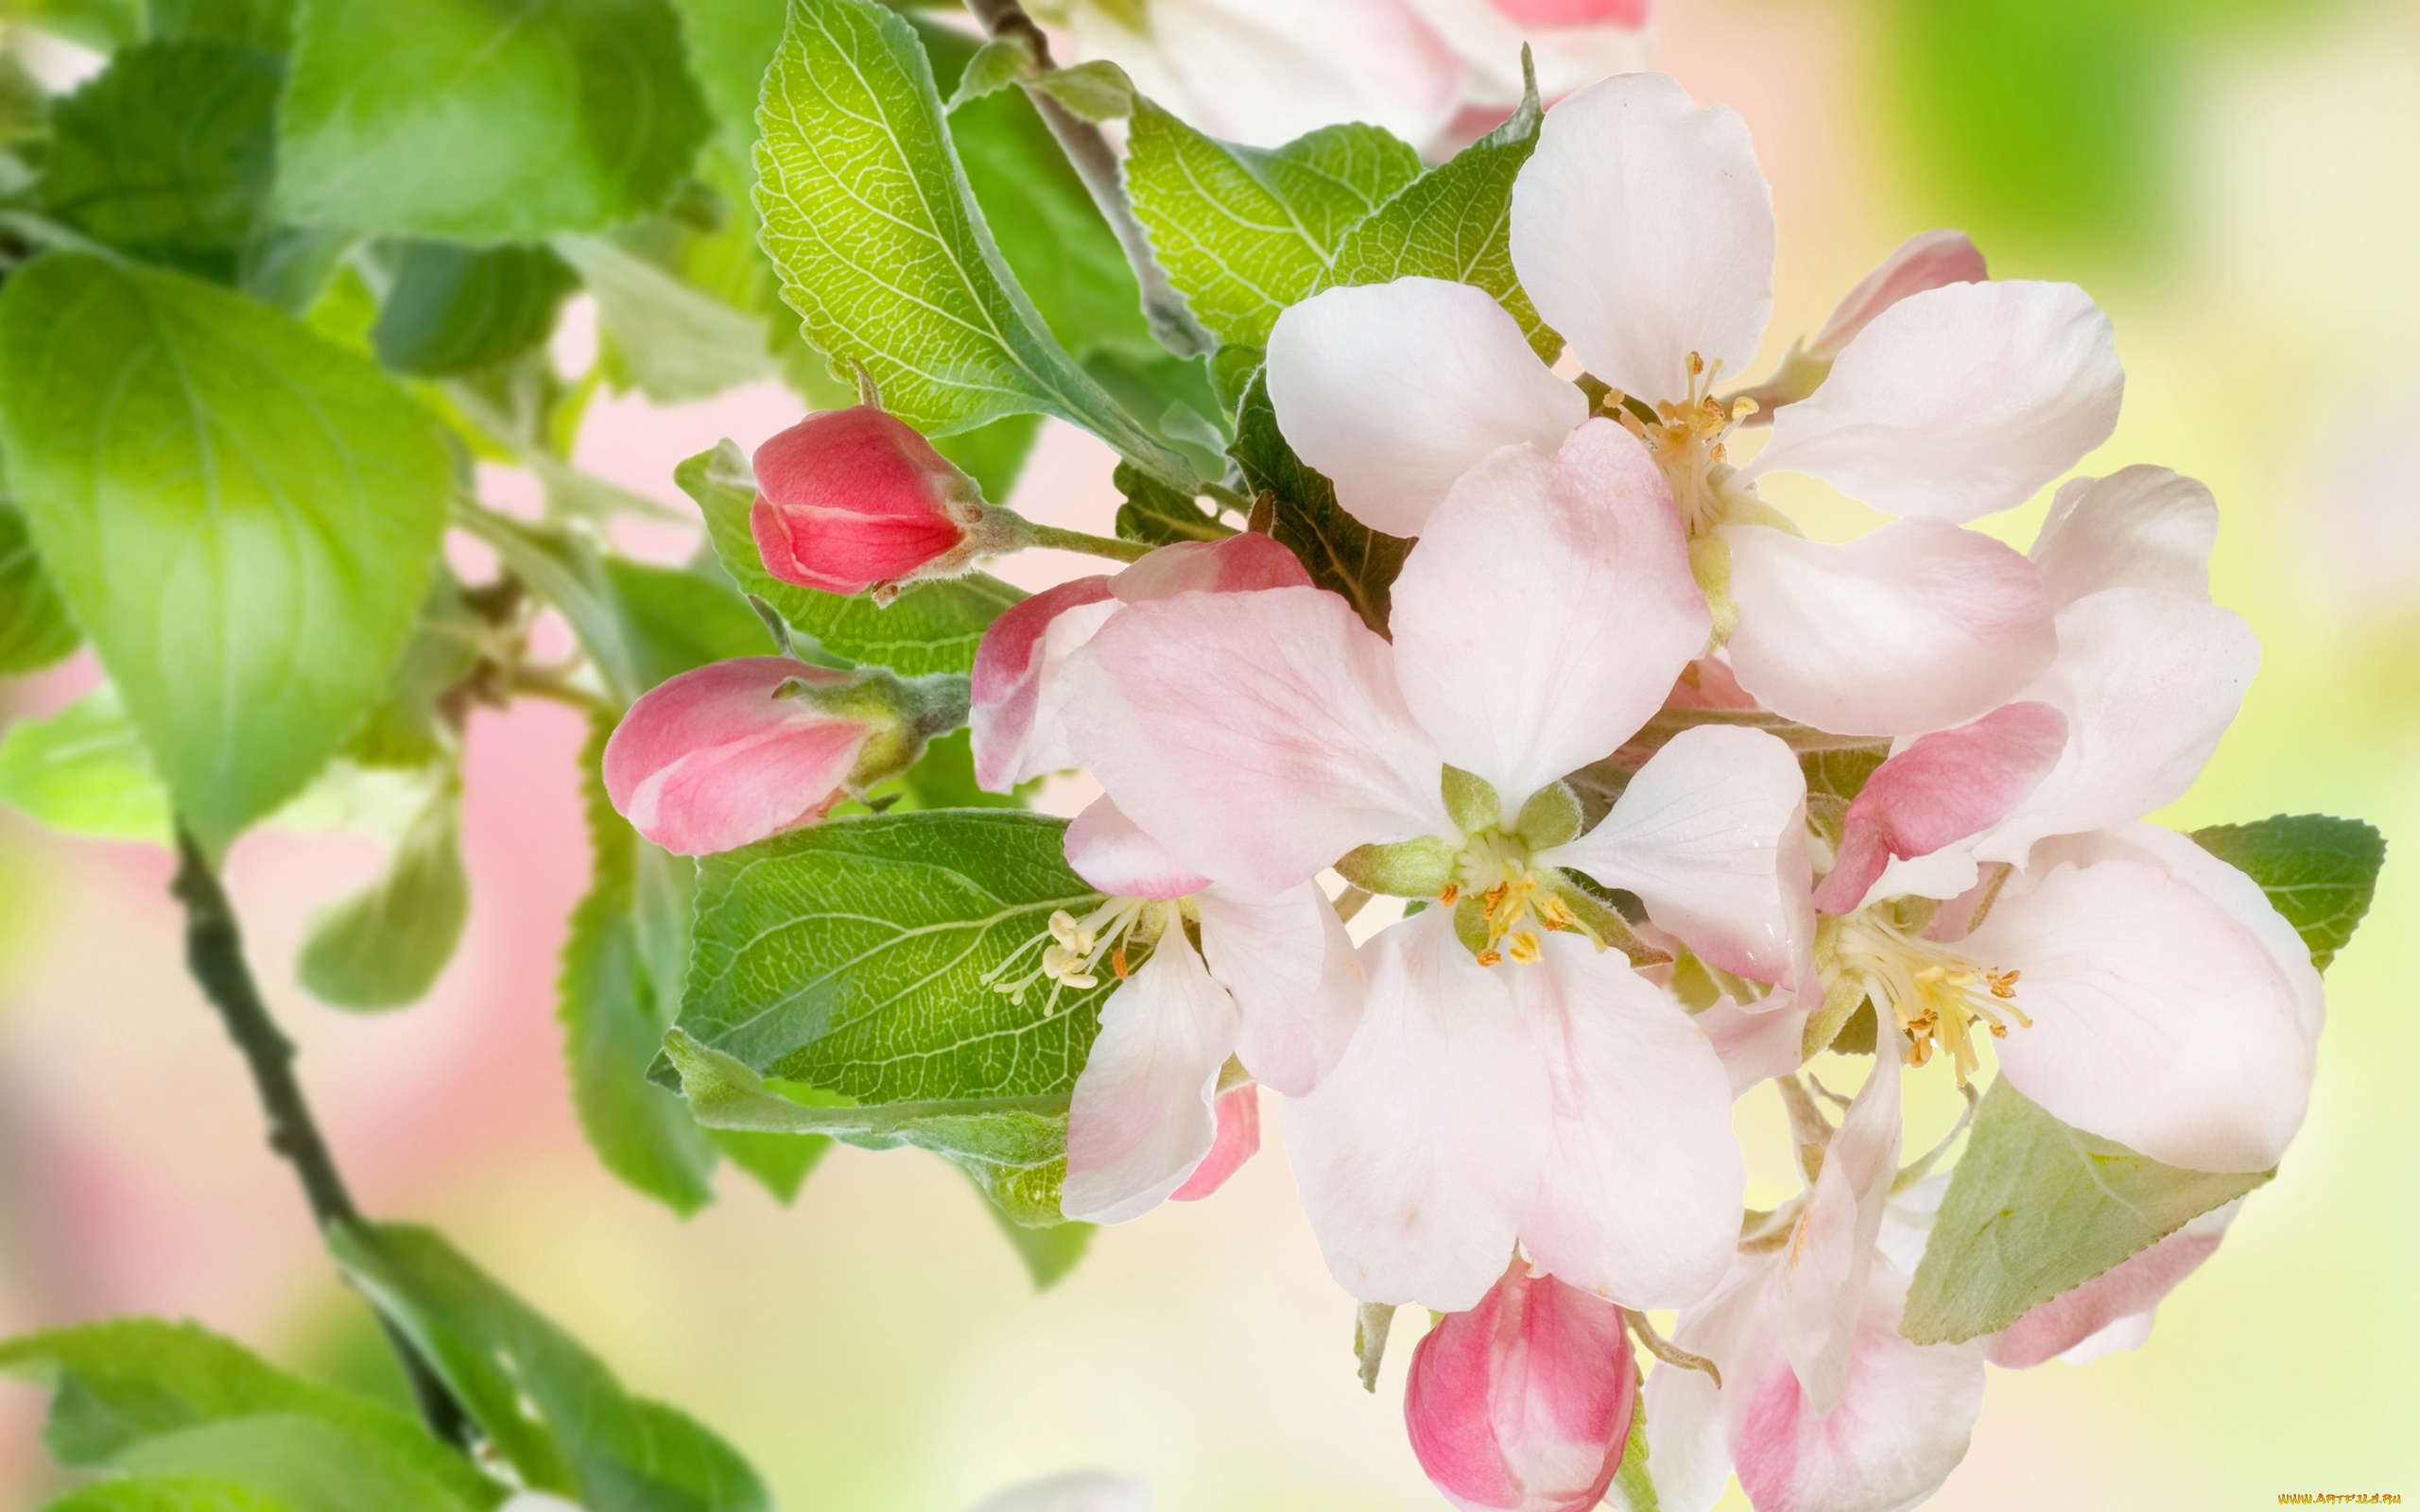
[
  {"left": 978, "top": 1186, "right": 1096, "bottom": 1290},
  {"left": 275, "top": 0, "right": 713, "bottom": 241},
  {"left": 1230, "top": 371, "right": 1411, "bottom": 636},
  {"left": 1114, "top": 460, "right": 1233, "bottom": 545},
  {"left": 0, "top": 684, "right": 175, "bottom": 844},
  {"left": 0, "top": 1318, "right": 503, "bottom": 1512},
  {"left": 601, "top": 556, "right": 774, "bottom": 692},
  {"left": 0, "top": 501, "right": 80, "bottom": 675},
  {"left": 327, "top": 1223, "right": 771, "bottom": 1511},
  {"left": 750, "top": 0, "right": 1188, "bottom": 482},
  {"left": 1124, "top": 101, "right": 1423, "bottom": 351},
  {"left": 38, "top": 40, "right": 285, "bottom": 285},
  {"left": 678, "top": 440, "right": 1024, "bottom": 676},
  {"left": 296, "top": 780, "right": 470, "bottom": 1010},
  {"left": 0, "top": 0, "right": 143, "bottom": 50},
  {"left": 370, "top": 241, "right": 579, "bottom": 378},
  {"left": 2189, "top": 813, "right": 2385, "bottom": 973},
  {"left": 1323, "top": 68, "right": 1559, "bottom": 361},
  {"left": 1900, "top": 1078, "right": 2271, "bottom": 1346},
  {"left": 553, "top": 233, "right": 776, "bottom": 403},
  {"left": 41, "top": 1478, "right": 306, "bottom": 1512},
  {"left": 0, "top": 253, "right": 453, "bottom": 851},
  {"left": 148, "top": 0, "right": 292, "bottom": 48},
  {"left": 562, "top": 716, "right": 724, "bottom": 1215},
  {"left": 344, "top": 572, "right": 484, "bottom": 770}
]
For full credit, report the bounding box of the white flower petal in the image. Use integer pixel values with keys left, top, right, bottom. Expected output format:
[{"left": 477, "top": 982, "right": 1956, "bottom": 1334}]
[
  {"left": 1513, "top": 936, "right": 1745, "bottom": 1310},
  {"left": 1744, "top": 280, "right": 2122, "bottom": 523},
  {"left": 1284, "top": 911, "right": 1550, "bottom": 1309},
  {"left": 1063, "top": 796, "right": 1213, "bottom": 901},
  {"left": 1063, "top": 586, "right": 1447, "bottom": 894},
  {"left": 1196, "top": 882, "right": 1365, "bottom": 1096},
  {"left": 1511, "top": 72, "right": 1774, "bottom": 405},
  {"left": 1723, "top": 518, "right": 2057, "bottom": 737},
  {"left": 1390, "top": 419, "right": 1707, "bottom": 802},
  {"left": 1062, "top": 936, "right": 1241, "bottom": 1224},
  {"left": 1547, "top": 724, "right": 1811, "bottom": 988},
  {"left": 2030, "top": 465, "right": 2218, "bottom": 610},
  {"left": 1267, "top": 279, "right": 1587, "bottom": 538},
  {"left": 1775, "top": 1061, "right": 1900, "bottom": 1416}
]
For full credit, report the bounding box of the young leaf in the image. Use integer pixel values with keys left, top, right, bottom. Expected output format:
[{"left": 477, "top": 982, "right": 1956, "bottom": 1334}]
[
  {"left": 276, "top": 0, "right": 712, "bottom": 240},
  {"left": 328, "top": 1223, "right": 772, "bottom": 1511},
  {"left": 0, "top": 686, "right": 174, "bottom": 844},
  {"left": 1124, "top": 102, "right": 1424, "bottom": 351},
  {"left": 553, "top": 234, "right": 777, "bottom": 404},
  {"left": 38, "top": 39, "right": 283, "bottom": 285},
  {"left": 750, "top": 0, "right": 1190, "bottom": 484},
  {"left": 0, "top": 1318, "right": 504, "bottom": 1511},
  {"left": 40, "top": 1479, "right": 305, "bottom": 1512},
  {"left": 0, "top": 253, "right": 453, "bottom": 852},
  {"left": 1230, "top": 372, "right": 1412, "bottom": 637},
  {"left": 1323, "top": 70, "right": 1559, "bottom": 360},
  {"left": 370, "top": 241, "right": 580, "bottom": 378},
  {"left": 1114, "top": 459, "right": 1233, "bottom": 546},
  {"left": 678, "top": 441, "right": 1024, "bottom": 676},
  {"left": 0, "top": 502, "right": 79, "bottom": 675},
  {"left": 1900, "top": 1077, "right": 2271, "bottom": 1346},
  {"left": 2189, "top": 813, "right": 2385, "bottom": 973},
  {"left": 296, "top": 781, "right": 471, "bottom": 1011}
]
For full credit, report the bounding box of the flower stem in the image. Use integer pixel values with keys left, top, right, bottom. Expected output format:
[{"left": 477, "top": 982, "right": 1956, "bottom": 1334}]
[
  {"left": 959, "top": 0, "right": 1214, "bottom": 359},
  {"left": 1018, "top": 520, "right": 1152, "bottom": 563},
  {"left": 170, "top": 831, "right": 478, "bottom": 1452}
]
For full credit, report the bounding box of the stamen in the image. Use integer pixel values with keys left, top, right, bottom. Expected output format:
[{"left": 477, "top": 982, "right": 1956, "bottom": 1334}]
[{"left": 1825, "top": 911, "right": 2030, "bottom": 1086}]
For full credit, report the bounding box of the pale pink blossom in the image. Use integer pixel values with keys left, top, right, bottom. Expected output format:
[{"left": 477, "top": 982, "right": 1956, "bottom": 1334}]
[
  {"left": 1267, "top": 73, "right": 2124, "bottom": 735},
  {"left": 1404, "top": 1261, "right": 1639, "bottom": 1512},
  {"left": 1061, "top": 421, "right": 1808, "bottom": 1309}
]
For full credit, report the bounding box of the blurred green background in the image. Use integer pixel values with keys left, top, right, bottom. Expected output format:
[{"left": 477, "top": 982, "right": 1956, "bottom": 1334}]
[{"left": 1, "top": 0, "right": 2414, "bottom": 1507}]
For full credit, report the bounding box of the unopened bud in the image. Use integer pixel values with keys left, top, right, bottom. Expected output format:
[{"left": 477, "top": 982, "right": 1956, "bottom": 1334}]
[
  {"left": 751, "top": 406, "right": 1011, "bottom": 597},
  {"left": 1404, "top": 1263, "right": 1638, "bottom": 1512},
  {"left": 602, "top": 657, "right": 968, "bottom": 856}
]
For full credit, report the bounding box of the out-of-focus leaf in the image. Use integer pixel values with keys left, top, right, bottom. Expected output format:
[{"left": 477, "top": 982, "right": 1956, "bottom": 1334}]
[
  {"left": 40, "top": 1478, "right": 305, "bottom": 1512},
  {"left": 554, "top": 233, "right": 776, "bottom": 403},
  {"left": 0, "top": 685, "right": 174, "bottom": 844},
  {"left": 932, "top": 412, "right": 1045, "bottom": 506},
  {"left": 679, "top": 441, "right": 1024, "bottom": 676},
  {"left": 977, "top": 1183, "right": 1096, "bottom": 1289},
  {"left": 276, "top": 0, "right": 712, "bottom": 241},
  {"left": 344, "top": 573, "right": 483, "bottom": 771},
  {"left": 327, "top": 1223, "right": 771, "bottom": 1511},
  {"left": 0, "top": 252, "right": 452, "bottom": 851},
  {"left": 0, "top": 1319, "right": 503, "bottom": 1512},
  {"left": 1124, "top": 102, "right": 1422, "bottom": 351},
  {"left": 296, "top": 780, "right": 470, "bottom": 1011},
  {"left": 148, "top": 0, "right": 291, "bottom": 48},
  {"left": 1230, "top": 372, "right": 1410, "bottom": 637},
  {"left": 370, "top": 241, "right": 579, "bottom": 378},
  {"left": 38, "top": 40, "right": 283, "bottom": 284},
  {"left": 0, "top": 502, "right": 79, "bottom": 675},
  {"left": 599, "top": 556, "right": 772, "bottom": 694},
  {"left": 2189, "top": 813, "right": 2385, "bottom": 973},
  {"left": 0, "top": 0, "right": 144, "bottom": 54},
  {"left": 1901, "top": 1078, "right": 2271, "bottom": 1345}
]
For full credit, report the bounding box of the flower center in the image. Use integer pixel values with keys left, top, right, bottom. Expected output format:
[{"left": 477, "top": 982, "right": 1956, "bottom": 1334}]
[
  {"left": 1447, "top": 831, "right": 1597, "bottom": 967},
  {"left": 983, "top": 896, "right": 1176, "bottom": 1012},
  {"left": 1606, "top": 351, "right": 1759, "bottom": 538},
  {"left": 1826, "top": 908, "right": 2030, "bottom": 1084}
]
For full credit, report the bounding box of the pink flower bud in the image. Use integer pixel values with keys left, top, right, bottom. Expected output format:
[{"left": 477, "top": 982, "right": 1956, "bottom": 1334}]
[
  {"left": 1405, "top": 1263, "right": 1638, "bottom": 1512},
  {"left": 1170, "top": 1085, "right": 1261, "bottom": 1202},
  {"left": 601, "top": 657, "right": 970, "bottom": 856},
  {"left": 751, "top": 407, "right": 989, "bottom": 596},
  {"left": 1807, "top": 229, "right": 1989, "bottom": 362}
]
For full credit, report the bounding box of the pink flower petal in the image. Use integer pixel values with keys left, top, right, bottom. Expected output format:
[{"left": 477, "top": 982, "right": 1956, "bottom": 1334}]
[
  {"left": 1512, "top": 73, "right": 1774, "bottom": 406},
  {"left": 2029, "top": 465, "right": 2217, "bottom": 610},
  {"left": 1197, "top": 883, "right": 1365, "bottom": 1096},
  {"left": 1723, "top": 518, "right": 2057, "bottom": 737},
  {"left": 1283, "top": 910, "right": 1551, "bottom": 1309},
  {"left": 1812, "top": 701, "right": 2068, "bottom": 916},
  {"left": 1169, "top": 1085, "right": 1263, "bottom": 1202},
  {"left": 970, "top": 576, "right": 1116, "bottom": 792},
  {"left": 1697, "top": 990, "right": 1809, "bottom": 1098},
  {"left": 1063, "top": 586, "right": 1448, "bottom": 894},
  {"left": 1110, "top": 531, "right": 1312, "bottom": 601},
  {"left": 1548, "top": 725, "right": 1812, "bottom": 989},
  {"left": 1267, "top": 279, "right": 1588, "bottom": 538},
  {"left": 1743, "top": 280, "right": 2123, "bottom": 525},
  {"left": 1989, "top": 1200, "right": 2238, "bottom": 1369},
  {"left": 601, "top": 657, "right": 872, "bottom": 856},
  {"left": 1063, "top": 797, "right": 1214, "bottom": 901},
  {"left": 1806, "top": 230, "right": 1988, "bottom": 362},
  {"left": 1062, "top": 935, "right": 1241, "bottom": 1224},
  {"left": 1391, "top": 420, "right": 1708, "bottom": 804}
]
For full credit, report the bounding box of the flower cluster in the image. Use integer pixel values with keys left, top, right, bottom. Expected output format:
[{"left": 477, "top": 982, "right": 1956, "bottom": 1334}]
[{"left": 608, "top": 69, "right": 2325, "bottom": 1512}]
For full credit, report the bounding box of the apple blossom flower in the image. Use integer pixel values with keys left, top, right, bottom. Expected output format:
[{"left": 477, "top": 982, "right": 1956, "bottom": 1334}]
[
  {"left": 751, "top": 406, "right": 1019, "bottom": 600},
  {"left": 1404, "top": 1260, "right": 1639, "bottom": 1512},
  {"left": 1037, "top": 0, "right": 1651, "bottom": 152},
  {"left": 1014, "top": 796, "right": 1360, "bottom": 1223},
  {"left": 970, "top": 532, "right": 1311, "bottom": 792},
  {"left": 601, "top": 658, "right": 969, "bottom": 856},
  {"left": 1061, "top": 420, "right": 1810, "bottom": 1309},
  {"left": 1267, "top": 71, "right": 2127, "bottom": 735}
]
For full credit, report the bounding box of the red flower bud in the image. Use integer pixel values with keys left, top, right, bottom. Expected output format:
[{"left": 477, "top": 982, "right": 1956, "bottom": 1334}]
[
  {"left": 750, "top": 406, "right": 990, "bottom": 596},
  {"left": 1405, "top": 1263, "right": 1638, "bottom": 1512}
]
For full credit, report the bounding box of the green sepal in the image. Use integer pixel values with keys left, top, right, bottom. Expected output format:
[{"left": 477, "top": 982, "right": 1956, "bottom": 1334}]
[
  {"left": 1513, "top": 781, "right": 1582, "bottom": 851},
  {"left": 1543, "top": 870, "right": 1672, "bottom": 969},
  {"left": 1333, "top": 835, "right": 1457, "bottom": 899},
  {"left": 1453, "top": 893, "right": 1492, "bottom": 954},
  {"left": 1441, "top": 765, "right": 1501, "bottom": 835}
]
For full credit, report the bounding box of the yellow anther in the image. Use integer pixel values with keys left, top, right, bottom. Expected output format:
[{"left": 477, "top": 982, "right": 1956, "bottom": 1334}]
[
  {"left": 1827, "top": 910, "right": 2030, "bottom": 1087},
  {"left": 1508, "top": 932, "right": 1544, "bottom": 965},
  {"left": 1686, "top": 351, "right": 1706, "bottom": 378},
  {"left": 1731, "top": 396, "right": 1759, "bottom": 421},
  {"left": 1475, "top": 949, "right": 1503, "bottom": 968},
  {"left": 1438, "top": 883, "right": 1461, "bottom": 906}
]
